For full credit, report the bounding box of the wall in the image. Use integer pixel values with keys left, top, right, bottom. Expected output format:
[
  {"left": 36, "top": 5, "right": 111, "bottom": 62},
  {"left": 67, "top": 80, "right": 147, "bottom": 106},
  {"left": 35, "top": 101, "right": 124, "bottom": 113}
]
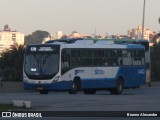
[{"left": 0, "top": 82, "right": 25, "bottom": 93}]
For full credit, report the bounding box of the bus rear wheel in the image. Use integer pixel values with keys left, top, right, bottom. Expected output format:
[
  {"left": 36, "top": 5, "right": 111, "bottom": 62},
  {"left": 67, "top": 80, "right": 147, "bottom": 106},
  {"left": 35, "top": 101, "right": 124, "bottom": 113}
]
[{"left": 110, "top": 78, "right": 124, "bottom": 95}]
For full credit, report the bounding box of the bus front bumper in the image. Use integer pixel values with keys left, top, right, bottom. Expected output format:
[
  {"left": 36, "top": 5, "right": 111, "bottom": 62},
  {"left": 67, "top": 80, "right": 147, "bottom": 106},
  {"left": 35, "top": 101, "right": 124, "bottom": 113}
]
[{"left": 23, "top": 81, "right": 73, "bottom": 91}]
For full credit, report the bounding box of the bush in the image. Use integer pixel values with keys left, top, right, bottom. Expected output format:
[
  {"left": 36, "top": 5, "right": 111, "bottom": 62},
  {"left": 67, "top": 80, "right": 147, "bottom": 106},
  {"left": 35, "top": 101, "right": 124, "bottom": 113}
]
[
  {"left": 0, "top": 45, "right": 24, "bottom": 81},
  {"left": 151, "top": 44, "right": 160, "bottom": 81},
  {"left": 3, "top": 67, "right": 18, "bottom": 81}
]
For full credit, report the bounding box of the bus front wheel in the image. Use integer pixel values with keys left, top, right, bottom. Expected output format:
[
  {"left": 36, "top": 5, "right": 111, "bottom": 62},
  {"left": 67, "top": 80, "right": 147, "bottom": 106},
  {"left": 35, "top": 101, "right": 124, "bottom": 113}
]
[
  {"left": 39, "top": 90, "right": 49, "bottom": 94},
  {"left": 84, "top": 89, "right": 96, "bottom": 95},
  {"left": 69, "top": 80, "right": 80, "bottom": 94},
  {"left": 110, "top": 78, "right": 124, "bottom": 95}
]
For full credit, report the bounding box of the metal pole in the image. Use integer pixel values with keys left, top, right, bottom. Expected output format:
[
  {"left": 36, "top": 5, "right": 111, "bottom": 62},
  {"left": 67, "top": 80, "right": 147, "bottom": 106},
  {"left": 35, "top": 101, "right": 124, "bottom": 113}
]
[{"left": 141, "top": 0, "right": 146, "bottom": 39}]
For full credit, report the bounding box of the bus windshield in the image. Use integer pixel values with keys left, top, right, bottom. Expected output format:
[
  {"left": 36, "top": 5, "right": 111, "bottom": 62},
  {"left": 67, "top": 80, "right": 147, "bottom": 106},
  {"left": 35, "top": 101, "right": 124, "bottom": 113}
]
[{"left": 24, "top": 53, "right": 59, "bottom": 79}]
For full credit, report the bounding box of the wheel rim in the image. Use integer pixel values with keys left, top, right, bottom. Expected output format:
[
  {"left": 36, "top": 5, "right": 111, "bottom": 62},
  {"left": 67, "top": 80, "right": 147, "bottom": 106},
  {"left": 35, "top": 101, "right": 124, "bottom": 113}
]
[
  {"left": 73, "top": 83, "right": 77, "bottom": 90},
  {"left": 118, "top": 80, "right": 123, "bottom": 93}
]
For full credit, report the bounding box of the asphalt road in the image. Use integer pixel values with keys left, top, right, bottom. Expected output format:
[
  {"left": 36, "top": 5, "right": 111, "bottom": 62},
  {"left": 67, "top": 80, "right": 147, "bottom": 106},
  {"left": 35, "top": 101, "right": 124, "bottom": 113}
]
[
  {"left": 0, "top": 86, "right": 160, "bottom": 111},
  {"left": 0, "top": 86, "right": 160, "bottom": 119}
]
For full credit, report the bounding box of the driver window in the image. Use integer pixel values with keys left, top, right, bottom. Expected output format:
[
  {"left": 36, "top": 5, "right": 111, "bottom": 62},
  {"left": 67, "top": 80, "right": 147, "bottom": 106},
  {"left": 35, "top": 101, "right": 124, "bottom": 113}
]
[{"left": 61, "top": 50, "right": 70, "bottom": 74}]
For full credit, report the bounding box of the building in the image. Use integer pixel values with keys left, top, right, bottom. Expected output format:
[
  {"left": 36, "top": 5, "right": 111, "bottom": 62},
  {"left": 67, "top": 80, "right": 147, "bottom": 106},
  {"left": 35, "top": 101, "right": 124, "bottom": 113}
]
[
  {"left": 127, "top": 26, "right": 156, "bottom": 41},
  {"left": 69, "top": 31, "right": 82, "bottom": 38},
  {"left": 56, "top": 31, "right": 63, "bottom": 39},
  {"left": 42, "top": 36, "right": 55, "bottom": 44},
  {"left": 0, "top": 25, "right": 24, "bottom": 55}
]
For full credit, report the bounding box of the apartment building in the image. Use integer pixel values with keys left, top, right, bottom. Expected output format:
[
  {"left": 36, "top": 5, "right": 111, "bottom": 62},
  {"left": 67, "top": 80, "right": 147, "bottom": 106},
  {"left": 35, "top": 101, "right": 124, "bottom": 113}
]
[
  {"left": 0, "top": 25, "right": 24, "bottom": 55},
  {"left": 127, "top": 26, "right": 156, "bottom": 41}
]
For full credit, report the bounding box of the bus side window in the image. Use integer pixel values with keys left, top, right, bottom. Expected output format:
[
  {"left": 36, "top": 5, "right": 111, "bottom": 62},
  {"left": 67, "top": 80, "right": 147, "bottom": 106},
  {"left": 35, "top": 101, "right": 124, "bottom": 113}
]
[
  {"left": 132, "top": 50, "right": 144, "bottom": 66},
  {"left": 104, "top": 50, "right": 112, "bottom": 66},
  {"left": 122, "top": 50, "right": 132, "bottom": 65},
  {"left": 61, "top": 51, "right": 70, "bottom": 74},
  {"left": 117, "top": 50, "right": 122, "bottom": 65},
  {"left": 112, "top": 50, "right": 119, "bottom": 66}
]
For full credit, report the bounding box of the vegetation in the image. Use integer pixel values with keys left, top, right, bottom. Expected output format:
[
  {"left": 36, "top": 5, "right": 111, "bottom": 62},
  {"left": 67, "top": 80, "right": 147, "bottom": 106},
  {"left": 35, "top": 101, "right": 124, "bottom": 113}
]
[
  {"left": 0, "top": 104, "right": 15, "bottom": 111},
  {"left": 151, "top": 43, "right": 160, "bottom": 81},
  {"left": 0, "top": 103, "right": 29, "bottom": 111},
  {"left": 0, "top": 45, "right": 24, "bottom": 81},
  {"left": 25, "top": 30, "right": 51, "bottom": 45}
]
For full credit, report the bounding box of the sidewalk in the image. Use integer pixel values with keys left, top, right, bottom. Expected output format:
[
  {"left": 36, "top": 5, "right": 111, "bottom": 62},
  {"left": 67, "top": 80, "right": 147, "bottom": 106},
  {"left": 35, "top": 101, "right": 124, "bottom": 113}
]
[
  {"left": 144, "top": 81, "right": 160, "bottom": 87},
  {"left": 151, "top": 81, "right": 160, "bottom": 86},
  {"left": 0, "top": 82, "right": 24, "bottom": 93}
]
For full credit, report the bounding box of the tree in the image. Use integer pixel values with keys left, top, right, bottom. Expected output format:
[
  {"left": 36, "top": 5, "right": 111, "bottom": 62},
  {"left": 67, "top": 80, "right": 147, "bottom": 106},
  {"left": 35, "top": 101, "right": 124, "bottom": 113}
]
[
  {"left": 151, "top": 44, "right": 160, "bottom": 81},
  {"left": 0, "top": 45, "right": 24, "bottom": 81},
  {"left": 25, "top": 30, "right": 51, "bottom": 45}
]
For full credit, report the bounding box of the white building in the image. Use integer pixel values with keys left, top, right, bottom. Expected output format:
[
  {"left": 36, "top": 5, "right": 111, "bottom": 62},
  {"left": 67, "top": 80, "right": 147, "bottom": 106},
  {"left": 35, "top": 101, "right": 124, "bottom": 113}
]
[
  {"left": 56, "top": 31, "right": 63, "bottom": 39},
  {"left": 0, "top": 25, "right": 24, "bottom": 55},
  {"left": 70, "top": 31, "right": 82, "bottom": 38}
]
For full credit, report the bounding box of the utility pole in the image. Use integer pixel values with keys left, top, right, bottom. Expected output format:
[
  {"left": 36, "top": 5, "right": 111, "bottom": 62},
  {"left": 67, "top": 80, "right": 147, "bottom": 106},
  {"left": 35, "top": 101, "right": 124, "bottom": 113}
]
[{"left": 141, "top": 0, "right": 146, "bottom": 39}]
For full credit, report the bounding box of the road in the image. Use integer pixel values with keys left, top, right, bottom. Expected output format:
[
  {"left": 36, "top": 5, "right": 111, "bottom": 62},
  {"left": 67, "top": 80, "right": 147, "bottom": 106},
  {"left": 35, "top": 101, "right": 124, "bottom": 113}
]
[{"left": 0, "top": 86, "right": 160, "bottom": 119}]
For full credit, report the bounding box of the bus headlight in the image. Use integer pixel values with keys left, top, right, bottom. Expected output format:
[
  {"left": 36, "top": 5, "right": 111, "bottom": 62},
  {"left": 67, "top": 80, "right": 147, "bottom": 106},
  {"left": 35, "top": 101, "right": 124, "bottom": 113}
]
[
  {"left": 23, "top": 77, "right": 28, "bottom": 83},
  {"left": 52, "top": 76, "right": 60, "bottom": 83}
]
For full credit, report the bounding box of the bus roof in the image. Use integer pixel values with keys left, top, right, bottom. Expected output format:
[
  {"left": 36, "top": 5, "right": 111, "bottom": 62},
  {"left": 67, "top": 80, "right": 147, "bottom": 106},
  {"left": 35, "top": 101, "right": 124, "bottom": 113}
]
[{"left": 46, "top": 40, "right": 145, "bottom": 49}]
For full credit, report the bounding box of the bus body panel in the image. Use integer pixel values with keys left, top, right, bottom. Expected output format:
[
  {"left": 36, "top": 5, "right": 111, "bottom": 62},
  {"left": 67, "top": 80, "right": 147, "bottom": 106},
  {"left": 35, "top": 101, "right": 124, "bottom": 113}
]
[{"left": 118, "top": 66, "right": 146, "bottom": 87}]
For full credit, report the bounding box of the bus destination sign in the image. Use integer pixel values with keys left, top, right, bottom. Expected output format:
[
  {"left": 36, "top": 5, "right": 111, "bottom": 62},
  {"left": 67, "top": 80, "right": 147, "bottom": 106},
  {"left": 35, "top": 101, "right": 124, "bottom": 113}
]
[
  {"left": 27, "top": 45, "right": 59, "bottom": 53},
  {"left": 30, "top": 47, "right": 53, "bottom": 52}
]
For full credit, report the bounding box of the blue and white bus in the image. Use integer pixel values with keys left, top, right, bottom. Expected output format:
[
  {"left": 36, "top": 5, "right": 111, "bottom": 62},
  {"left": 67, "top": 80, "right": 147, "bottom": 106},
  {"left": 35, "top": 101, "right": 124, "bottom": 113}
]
[{"left": 23, "top": 40, "right": 146, "bottom": 94}]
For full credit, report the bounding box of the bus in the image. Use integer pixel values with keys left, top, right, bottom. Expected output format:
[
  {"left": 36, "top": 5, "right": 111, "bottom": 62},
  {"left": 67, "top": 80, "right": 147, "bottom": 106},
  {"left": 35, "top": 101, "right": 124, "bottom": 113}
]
[{"left": 23, "top": 40, "right": 146, "bottom": 94}]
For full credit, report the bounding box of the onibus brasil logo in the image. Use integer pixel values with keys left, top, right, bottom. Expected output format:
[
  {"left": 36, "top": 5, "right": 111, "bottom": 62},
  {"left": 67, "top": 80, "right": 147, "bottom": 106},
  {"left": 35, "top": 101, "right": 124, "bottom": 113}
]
[{"left": 1, "top": 112, "right": 42, "bottom": 118}]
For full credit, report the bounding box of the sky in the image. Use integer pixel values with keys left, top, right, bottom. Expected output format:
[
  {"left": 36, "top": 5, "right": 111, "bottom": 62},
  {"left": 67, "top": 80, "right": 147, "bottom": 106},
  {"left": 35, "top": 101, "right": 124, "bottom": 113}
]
[{"left": 0, "top": 0, "right": 159, "bottom": 36}]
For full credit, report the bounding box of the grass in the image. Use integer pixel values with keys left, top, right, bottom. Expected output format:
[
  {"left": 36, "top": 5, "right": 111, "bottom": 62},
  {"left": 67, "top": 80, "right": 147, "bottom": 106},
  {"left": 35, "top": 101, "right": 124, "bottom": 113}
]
[
  {"left": 0, "top": 104, "right": 28, "bottom": 111},
  {"left": 0, "top": 104, "right": 15, "bottom": 111},
  {"left": 0, "top": 103, "right": 32, "bottom": 111}
]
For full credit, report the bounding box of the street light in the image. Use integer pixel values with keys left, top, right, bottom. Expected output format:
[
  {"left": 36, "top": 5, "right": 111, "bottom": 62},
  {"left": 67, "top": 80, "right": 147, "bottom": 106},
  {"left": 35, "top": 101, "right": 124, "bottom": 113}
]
[{"left": 141, "top": 0, "right": 146, "bottom": 39}]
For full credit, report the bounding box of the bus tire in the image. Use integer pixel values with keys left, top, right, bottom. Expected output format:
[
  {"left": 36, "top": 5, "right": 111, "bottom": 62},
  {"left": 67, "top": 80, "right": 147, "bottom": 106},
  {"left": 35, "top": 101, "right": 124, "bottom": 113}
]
[
  {"left": 110, "top": 77, "right": 124, "bottom": 95},
  {"left": 84, "top": 89, "right": 96, "bottom": 95},
  {"left": 39, "top": 90, "right": 49, "bottom": 94},
  {"left": 132, "top": 86, "right": 140, "bottom": 89},
  {"left": 69, "top": 79, "right": 80, "bottom": 94}
]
